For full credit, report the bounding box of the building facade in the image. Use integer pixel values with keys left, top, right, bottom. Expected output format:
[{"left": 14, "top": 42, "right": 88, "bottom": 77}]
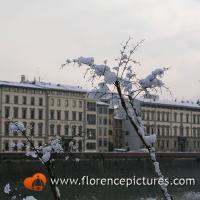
[
  {"left": 0, "top": 77, "right": 99, "bottom": 152},
  {"left": 140, "top": 98, "right": 200, "bottom": 152}
]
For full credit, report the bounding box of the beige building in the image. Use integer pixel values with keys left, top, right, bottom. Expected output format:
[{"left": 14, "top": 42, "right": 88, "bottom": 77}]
[
  {"left": 0, "top": 77, "right": 98, "bottom": 152},
  {"left": 140, "top": 98, "right": 200, "bottom": 152}
]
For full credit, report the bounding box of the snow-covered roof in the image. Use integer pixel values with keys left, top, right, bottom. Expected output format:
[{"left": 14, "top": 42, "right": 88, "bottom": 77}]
[
  {"left": 139, "top": 98, "right": 200, "bottom": 110},
  {"left": 0, "top": 80, "right": 87, "bottom": 93},
  {"left": 96, "top": 101, "right": 110, "bottom": 106}
]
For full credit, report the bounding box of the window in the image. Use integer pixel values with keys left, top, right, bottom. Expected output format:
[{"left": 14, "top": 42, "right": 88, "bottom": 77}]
[
  {"left": 103, "top": 117, "right": 107, "bottom": 125},
  {"left": 50, "top": 124, "right": 54, "bottom": 136},
  {"left": 174, "top": 126, "right": 177, "bottom": 136},
  {"left": 50, "top": 110, "right": 54, "bottom": 120},
  {"left": 87, "top": 102, "right": 96, "bottom": 111},
  {"left": 180, "top": 113, "right": 183, "bottom": 123},
  {"left": 157, "top": 140, "right": 160, "bottom": 148},
  {"left": 166, "top": 140, "right": 169, "bottom": 148},
  {"left": 162, "top": 126, "right": 165, "bottom": 136},
  {"left": 151, "top": 111, "right": 155, "bottom": 121},
  {"left": 13, "top": 107, "right": 18, "bottom": 118},
  {"left": 64, "top": 125, "right": 69, "bottom": 135},
  {"left": 174, "top": 141, "right": 177, "bottom": 148},
  {"left": 22, "top": 108, "right": 27, "bottom": 119},
  {"left": 31, "top": 97, "right": 35, "bottom": 105},
  {"left": 87, "top": 129, "right": 96, "bottom": 139},
  {"left": 38, "top": 109, "right": 43, "bottom": 120},
  {"left": 86, "top": 142, "right": 96, "bottom": 150},
  {"left": 13, "top": 140, "right": 17, "bottom": 151},
  {"left": 157, "top": 111, "right": 160, "bottom": 121},
  {"left": 162, "top": 112, "right": 165, "bottom": 121},
  {"left": 4, "top": 122, "right": 9, "bottom": 135},
  {"left": 30, "top": 122, "right": 35, "bottom": 136},
  {"left": 166, "top": 112, "right": 169, "bottom": 122},
  {"left": 57, "top": 110, "right": 61, "bottom": 120},
  {"left": 50, "top": 98, "right": 54, "bottom": 106},
  {"left": 186, "top": 114, "right": 189, "bottom": 123},
  {"left": 78, "top": 112, "right": 82, "bottom": 121},
  {"left": 65, "top": 111, "right": 69, "bottom": 120},
  {"left": 72, "top": 100, "right": 76, "bottom": 108},
  {"left": 180, "top": 126, "right": 184, "bottom": 137},
  {"left": 72, "top": 111, "right": 76, "bottom": 121},
  {"left": 104, "top": 128, "right": 107, "bottom": 136},
  {"left": 193, "top": 115, "right": 196, "bottom": 124},
  {"left": 99, "top": 140, "right": 102, "bottom": 147},
  {"left": 5, "top": 107, "right": 10, "bottom": 118},
  {"left": 104, "top": 140, "right": 107, "bottom": 147},
  {"left": 72, "top": 125, "right": 76, "bottom": 136},
  {"left": 5, "top": 95, "right": 10, "bottom": 103},
  {"left": 57, "top": 99, "right": 61, "bottom": 107},
  {"left": 99, "top": 127, "right": 102, "bottom": 136},
  {"left": 38, "top": 123, "right": 43, "bottom": 136},
  {"left": 14, "top": 96, "right": 18, "bottom": 104},
  {"left": 146, "top": 111, "right": 150, "bottom": 120},
  {"left": 166, "top": 126, "right": 170, "bottom": 136},
  {"left": 98, "top": 106, "right": 108, "bottom": 114},
  {"left": 30, "top": 109, "right": 35, "bottom": 119},
  {"left": 38, "top": 141, "right": 43, "bottom": 148},
  {"left": 87, "top": 114, "right": 96, "bottom": 125},
  {"left": 4, "top": 140, "right": 9, "bottom": 151},
  {"left": 186, "top": 127, "right": 189, "bottom": 137},
  {"left": 65, "top": 100, "right": 68, "bottom": 107},
  {"left": 157, "top": 126, "right": 160, "bottom": 136},
  {"left": 39, "top": 98, "right": 43, "bottom": 106},
  {"left": 99, "top": 117, "right": 102, "bottom": 125},
  {"left": 78, "top": 126, "right": 83, "bottom": 136},
  {"left": 174, "top": 113, "right": 177, "bottom": 122},
  {"left": 23, "top": 122, "right": 27, "bottom": 134},
  {"left": 22, "top": 96, "right": 27, "bottom": 105},
  {"left": 79, "top": 101, "right": 82, "bottom": 108},
  {"left": 57, "top": 125, "right": 61, "bottom": 136}
]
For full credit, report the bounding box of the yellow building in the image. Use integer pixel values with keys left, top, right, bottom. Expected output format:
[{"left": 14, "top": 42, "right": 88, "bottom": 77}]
[{"left": 0, "top": 76, "right": 98, "bottom": 152}]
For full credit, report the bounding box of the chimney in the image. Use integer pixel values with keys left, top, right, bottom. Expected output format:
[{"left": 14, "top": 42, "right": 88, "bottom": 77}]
[{"left": 21, "top": 75, "right": 26, "bottom": 83}]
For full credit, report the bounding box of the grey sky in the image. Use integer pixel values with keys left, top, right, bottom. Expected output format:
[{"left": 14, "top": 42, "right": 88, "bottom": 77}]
[{"left": 0, "top": 0, "right": 199, "bottom": 100}]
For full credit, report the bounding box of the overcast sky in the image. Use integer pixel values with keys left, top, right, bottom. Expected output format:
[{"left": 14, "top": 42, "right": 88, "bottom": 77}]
[{"left": 0, "top": 0, "right": 199, "bottom": 100}]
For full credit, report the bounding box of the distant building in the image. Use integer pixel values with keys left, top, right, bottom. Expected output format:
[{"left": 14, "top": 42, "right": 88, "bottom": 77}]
[
  {"left": 140, "top": 98, "right": 200, "bottom": 152},
  {"left": 0, "top": 76, "right": 98, "bottom": 152}
]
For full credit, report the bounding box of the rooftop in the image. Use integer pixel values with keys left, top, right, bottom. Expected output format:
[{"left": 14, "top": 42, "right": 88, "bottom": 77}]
[
  {"left": 0, "top": 80, "right": 87, "bottom": 93},
  {"left": 139, "top": 98, "right": 200, "bottom": 110}
]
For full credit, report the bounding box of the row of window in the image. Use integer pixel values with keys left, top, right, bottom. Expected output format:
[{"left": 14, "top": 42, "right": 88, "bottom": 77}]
[
  {"left": 86, "top": 142, "right": 96, "bottom": 150},
  {"left": 98, "top": 139, "right": 108, "bottom": 147},
  {"left": 3, "top": 140, "right": 43, "bottom": 152},
  {"left": 49, "top": 124, "right": 82, "bottom": 136},
  {"left": 98, "top": 127, "right": 108, "bottom": 136},
  {"left": 49, "top": 110, "right": 83, "bottom": 121},
  {"left": 142, "top": 110, "right": 200, "bottom": 124},
  {"left": 50, "top": 98, "right": 83, "bottom": 108},
  {"left": 98, "top": 116, "right": 108, "bottom": 125},
  {"left": 4, "top": 107, "right": 44, "bottom": 120},
  {"left": 3, "top": 139, "right": 96, "bottom": 151},
  {"left": 4, "top": 121, "right": 44, "bottom": 136},
  {"left": 146, "top": 125, "right": 200, "bottom": 137},
  {"left": 98, "top": 106, "right": 108, "bottom": 114},
  {"left": 157, "top": 140, "right": 200, "bottom": 149},
  {"left": 5, "top": 95, "right": 43, "bottom": 106},
  {"left": 49, "top": 125, "right": 96, "bottom": 139}
]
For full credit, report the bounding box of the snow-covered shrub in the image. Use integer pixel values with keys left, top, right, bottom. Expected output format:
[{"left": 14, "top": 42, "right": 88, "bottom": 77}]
[{"left": 61, "top": 38, "right": 172, "bottom": 200}]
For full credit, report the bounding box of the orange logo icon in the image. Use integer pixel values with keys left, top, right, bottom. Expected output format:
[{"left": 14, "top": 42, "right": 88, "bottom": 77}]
[{"left": 23, "top": 173, "right": 47, "bottom": 192}]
